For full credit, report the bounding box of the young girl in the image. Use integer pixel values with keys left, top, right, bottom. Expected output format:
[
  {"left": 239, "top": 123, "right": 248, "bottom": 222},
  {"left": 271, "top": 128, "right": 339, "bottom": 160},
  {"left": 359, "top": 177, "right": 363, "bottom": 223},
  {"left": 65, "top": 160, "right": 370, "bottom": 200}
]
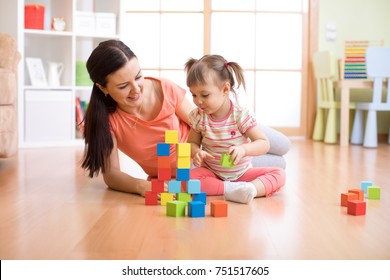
[{"left": 185, "top": 55, "right": 286, "bottom": 204}]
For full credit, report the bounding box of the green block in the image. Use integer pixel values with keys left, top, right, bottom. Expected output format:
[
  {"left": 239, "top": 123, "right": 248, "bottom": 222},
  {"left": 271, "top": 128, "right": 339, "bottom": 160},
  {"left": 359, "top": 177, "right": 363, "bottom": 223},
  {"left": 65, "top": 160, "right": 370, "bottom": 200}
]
[
  {"left": 220, "top": 153, "right": 234, "bottom": 168},
  {"left": 367, "top": 186, "right": 380, "bottom": 200},
  {"left": 177, "top": 193, "right": 192, "bottom": 204},
  {"left": 166, "top": 201, "right": 186, "bottom": 217}
]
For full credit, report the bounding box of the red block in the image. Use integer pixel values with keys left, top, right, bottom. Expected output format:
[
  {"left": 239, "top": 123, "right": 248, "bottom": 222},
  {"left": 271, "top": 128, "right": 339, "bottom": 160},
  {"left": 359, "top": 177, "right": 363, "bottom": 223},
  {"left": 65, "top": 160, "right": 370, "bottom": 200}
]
[
  {"left": 347, "top": 200, "right": 366, "bottom": 216},
  {"left": 158, "top": 168, "right": 171, "bottom": 181},
  {"left": 211, "top": 201, "right": 228, "bottom": 217},
  {"left": 340, "top": 192, "right": 358, "bottom": 207},
  {"left": 151, "top": 179, "right": 164, "bottom": 193},
  {"left": 181, "top": 181, "right": 187, "bottom": 193},
  {"left": 145, "top": 191, "right": 158, "bottom": 205}
]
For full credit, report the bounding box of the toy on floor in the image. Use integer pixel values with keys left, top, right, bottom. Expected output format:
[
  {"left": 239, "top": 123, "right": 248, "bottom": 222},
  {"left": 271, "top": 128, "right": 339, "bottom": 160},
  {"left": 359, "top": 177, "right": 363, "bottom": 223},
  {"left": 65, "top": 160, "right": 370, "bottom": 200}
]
[
  {"left": 210, "top": 201, "right": 228, "bottom": 217},
  {"left": 339, "top": 180, "right": 381, "bottom": 216},
  {"left": 144, "top": 130, "right": 228, "bottom": 218}
]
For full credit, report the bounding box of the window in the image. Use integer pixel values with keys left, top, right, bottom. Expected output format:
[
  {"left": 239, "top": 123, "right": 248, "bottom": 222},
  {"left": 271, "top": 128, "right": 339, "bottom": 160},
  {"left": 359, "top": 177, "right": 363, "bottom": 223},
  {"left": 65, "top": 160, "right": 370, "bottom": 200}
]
[{"left": 123, "top": 0, "right": 311, "bottom": 134}]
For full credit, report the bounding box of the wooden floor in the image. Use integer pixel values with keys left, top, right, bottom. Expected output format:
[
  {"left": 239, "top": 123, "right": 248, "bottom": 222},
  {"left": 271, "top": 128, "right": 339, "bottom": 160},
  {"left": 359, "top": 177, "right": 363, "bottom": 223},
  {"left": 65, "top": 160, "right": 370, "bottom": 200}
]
[{"left": 0, "top": 139, "right": 389, "bottom": 260}]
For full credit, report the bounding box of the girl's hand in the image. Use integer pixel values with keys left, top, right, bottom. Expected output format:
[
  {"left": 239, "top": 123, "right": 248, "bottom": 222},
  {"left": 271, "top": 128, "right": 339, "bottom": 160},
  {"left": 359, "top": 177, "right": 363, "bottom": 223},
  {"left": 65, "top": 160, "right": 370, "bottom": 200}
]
[
  {"left": 192, "top": 150, "right": 214, "bottom": 167},
  {"left": 228, "top": 145, "right": 246, "bottom": 165}
]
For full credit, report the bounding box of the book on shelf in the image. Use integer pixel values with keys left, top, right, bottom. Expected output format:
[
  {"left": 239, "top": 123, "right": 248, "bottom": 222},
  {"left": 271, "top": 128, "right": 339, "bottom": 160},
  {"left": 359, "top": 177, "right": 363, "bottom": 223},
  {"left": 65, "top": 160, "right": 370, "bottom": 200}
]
[{"left": 75, "top": 97, "right": 86, "bottom": 133}]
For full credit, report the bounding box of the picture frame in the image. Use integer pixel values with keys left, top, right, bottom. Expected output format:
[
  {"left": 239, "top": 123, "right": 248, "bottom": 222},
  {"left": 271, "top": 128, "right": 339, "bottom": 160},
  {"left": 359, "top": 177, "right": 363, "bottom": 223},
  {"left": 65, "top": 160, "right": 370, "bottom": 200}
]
[{"left": 25, "top": 57, "right": 47, "bottom": 87}]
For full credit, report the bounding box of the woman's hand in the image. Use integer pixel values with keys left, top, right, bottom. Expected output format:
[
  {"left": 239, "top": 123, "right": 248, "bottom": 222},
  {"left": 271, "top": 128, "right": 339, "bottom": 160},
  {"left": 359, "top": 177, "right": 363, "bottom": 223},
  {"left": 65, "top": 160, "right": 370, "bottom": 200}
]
[{"left": 143, "top": 176, "right": 169, "bottom": 197}]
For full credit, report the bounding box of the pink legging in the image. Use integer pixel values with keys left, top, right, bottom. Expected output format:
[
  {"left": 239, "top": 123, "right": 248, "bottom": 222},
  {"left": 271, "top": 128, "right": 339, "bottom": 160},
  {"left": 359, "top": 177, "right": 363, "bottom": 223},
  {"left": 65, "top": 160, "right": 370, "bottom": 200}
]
[{"left": 190, "top": 167, "right": 286, "bottom": 197}]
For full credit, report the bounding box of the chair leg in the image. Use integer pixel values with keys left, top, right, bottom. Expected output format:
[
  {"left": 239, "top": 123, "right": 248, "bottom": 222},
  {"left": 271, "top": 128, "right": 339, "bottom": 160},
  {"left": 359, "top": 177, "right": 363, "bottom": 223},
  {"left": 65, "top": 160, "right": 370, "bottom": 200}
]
[
  {"left": 363, "top": 110, "right": 378, "bottom": 148},
  {"left": 388, "top": 123, "right": 390, "bottom": 145},
  {"left": 324, "top": 108, "right": 337, "bottom": 144},
  {"left": 351, "top": 110, "right": 364, "bottom": 145},
  {"left": 312, "top": 109, "right": 325, "bottom": 141}
]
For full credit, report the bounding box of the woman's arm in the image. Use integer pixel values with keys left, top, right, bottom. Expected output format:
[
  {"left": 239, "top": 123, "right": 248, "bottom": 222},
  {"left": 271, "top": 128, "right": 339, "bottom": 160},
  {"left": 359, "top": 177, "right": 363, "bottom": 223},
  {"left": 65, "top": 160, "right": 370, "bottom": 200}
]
[
  {"left": 176, "top": 95, "right": 196, "bottom": 126},
  {"left": 102, "top": 136, "right": 151, "bottom": 196}
]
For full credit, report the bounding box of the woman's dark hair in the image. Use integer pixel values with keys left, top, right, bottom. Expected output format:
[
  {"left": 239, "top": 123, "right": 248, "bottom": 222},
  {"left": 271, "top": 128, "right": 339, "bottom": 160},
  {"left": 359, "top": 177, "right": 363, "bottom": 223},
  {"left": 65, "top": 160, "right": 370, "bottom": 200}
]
[{"left": 81, "top": 40, "right": 136, "bottom": 177}]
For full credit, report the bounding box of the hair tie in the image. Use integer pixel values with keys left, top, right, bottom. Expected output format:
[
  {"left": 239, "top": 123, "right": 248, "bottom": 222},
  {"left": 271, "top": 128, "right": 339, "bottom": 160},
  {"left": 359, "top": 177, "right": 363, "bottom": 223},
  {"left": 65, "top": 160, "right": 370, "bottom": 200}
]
[{"left": 224, "top": 61, "right": 230, "bottom": 68}]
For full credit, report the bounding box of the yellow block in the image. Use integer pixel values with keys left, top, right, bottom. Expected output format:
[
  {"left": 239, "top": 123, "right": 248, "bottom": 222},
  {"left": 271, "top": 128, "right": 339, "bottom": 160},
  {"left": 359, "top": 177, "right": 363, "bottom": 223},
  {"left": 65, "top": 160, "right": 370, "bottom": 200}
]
[
  {"left": 165, "top": 130, "right": 178, "bottom": 144},
  {"left": 177, "top": 156, "right": 191, "bottom": 168},
  {"left": 177, "top": 143, "right": 191, "bottom": 157},
  {"left": 160, "top": 192, "right": 174, "bottom": 206}
]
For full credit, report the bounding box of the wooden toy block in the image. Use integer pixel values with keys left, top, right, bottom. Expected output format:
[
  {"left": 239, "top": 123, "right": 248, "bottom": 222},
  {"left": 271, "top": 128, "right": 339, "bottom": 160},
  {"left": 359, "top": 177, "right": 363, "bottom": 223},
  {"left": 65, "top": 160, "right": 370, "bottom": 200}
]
[
  {"left": 193, "top": 192, "right": 207, "bottom": 204},
  {"left": 177, "top": 143, "right": 191, "bottom": 157},
  {"left": 151, "top": 179, "right": 164, "bottom": 193},
  {"left": 177, "top": 156, "right": 191, "bottom": 168},
  {"left": 349, "top": 189, "right": 364, "bottom": 201},
  {"left": 158, "top": 156, "right": 171, "bottom": 168},
  {"left": 181, "top": 181, "right": 188, "bottom": 193},
  {"left": 177, "top": 168, "right": 190, "bottom": 181},
  {"left": 160, "top": 192, "right": 175, "bottom": 206},
  {"left": 360, "top": 180, "right": 372, "bottom": 194},
  {"left": 157, "top": 143, "right": 170, "bottom": 156},
  {"left": 367, "top": 186, "right": 380, "bottom": 200},
  {"left": 168, "top": 180, "right": 181, "bottom": 193},
  {"left": 145, "top": 191, "right": 158, "bottom": 205},
  {"left": 188, "top": 201, "right": 206, "bottom": 218},
  {"left": 347, "top": 200, "right": 366, "bottom": 216},
  {"left": 187, "top": 179, "right": 201, "bottom": 194},
  {"left": 166, "top": 201, "right": 186, "bottom": 217},
  {"left": 165, "top": 130, "right": 178, "bottom": 144},
  {"left": 220, "top": 153, "right": 234, "bottom": 168},
  {"left": 211, "top": 201, "right": 228, "bottom": 217},
  {"left": 177, "top": 193, "right": 192, "bottom": 204},
  {"left": 340, "top": 192, "right": 359, "bottom": 207},
  {"left": 158, "top": 167, "right": 171, "bottom": 181}
]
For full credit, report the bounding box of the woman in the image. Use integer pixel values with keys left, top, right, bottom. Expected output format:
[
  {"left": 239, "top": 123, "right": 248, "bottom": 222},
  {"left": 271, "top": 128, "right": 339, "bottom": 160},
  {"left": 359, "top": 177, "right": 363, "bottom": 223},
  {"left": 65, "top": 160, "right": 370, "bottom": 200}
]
[{"left": 81, "top": 40, "right": 290, "bottom": 196}]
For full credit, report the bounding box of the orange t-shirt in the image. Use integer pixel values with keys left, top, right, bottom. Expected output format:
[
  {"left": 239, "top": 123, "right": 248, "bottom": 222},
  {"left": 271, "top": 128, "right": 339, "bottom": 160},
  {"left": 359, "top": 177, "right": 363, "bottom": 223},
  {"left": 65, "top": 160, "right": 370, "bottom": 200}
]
[{"left": 109, "top": 77, "right": 190, "bottom": 177}]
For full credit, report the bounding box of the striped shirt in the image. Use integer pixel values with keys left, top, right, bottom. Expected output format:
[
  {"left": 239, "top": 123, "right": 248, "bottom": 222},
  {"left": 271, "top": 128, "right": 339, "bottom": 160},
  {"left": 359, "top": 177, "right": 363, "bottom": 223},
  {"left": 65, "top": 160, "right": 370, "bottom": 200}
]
[{"left": 189, "top": 100, "right": 257, "bottom": 181}]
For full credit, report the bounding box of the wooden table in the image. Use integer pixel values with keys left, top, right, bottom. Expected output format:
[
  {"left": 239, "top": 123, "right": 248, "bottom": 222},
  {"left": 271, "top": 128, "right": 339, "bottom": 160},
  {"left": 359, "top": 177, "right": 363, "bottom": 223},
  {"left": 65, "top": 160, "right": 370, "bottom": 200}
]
[{"left": 333, "top": 79, "right": 374, "bottom": 146}]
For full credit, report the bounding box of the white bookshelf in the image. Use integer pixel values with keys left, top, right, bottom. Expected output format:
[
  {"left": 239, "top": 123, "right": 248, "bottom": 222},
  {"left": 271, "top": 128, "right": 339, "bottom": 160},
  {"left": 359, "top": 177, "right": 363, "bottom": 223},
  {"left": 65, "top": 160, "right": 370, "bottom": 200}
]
[{"left": 13, "top": 0, "right": 123, "bottom": 147}]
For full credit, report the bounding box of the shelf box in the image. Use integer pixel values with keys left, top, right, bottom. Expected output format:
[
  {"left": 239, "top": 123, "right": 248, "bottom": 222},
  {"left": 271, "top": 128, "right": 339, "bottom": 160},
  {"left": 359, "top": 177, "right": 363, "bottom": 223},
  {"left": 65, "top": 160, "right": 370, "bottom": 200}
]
[
  {"left": 95, "top": 13, "right": 116, "bottom": 36},
  {"left": 25, "top": 90, "right": 73, "bottom": 142},
  {"left": 74, "top": 11, "right": 95, "bottom": 35},
  {"left": 25, "top": 4, "right": 45, "bottom": 30}
]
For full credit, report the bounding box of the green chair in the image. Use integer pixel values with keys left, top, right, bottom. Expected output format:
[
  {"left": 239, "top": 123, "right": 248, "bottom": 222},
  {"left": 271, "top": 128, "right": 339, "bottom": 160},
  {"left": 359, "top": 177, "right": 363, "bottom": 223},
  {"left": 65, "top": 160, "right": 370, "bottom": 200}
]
[{"left": 312, "top": 51, "right": 355, "bottom": 143}]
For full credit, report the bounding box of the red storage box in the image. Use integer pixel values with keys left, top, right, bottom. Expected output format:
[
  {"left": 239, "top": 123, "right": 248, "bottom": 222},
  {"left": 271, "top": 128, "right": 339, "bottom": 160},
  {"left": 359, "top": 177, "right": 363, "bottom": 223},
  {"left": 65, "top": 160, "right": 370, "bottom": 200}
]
[{"left": 25, "top": 4, "right": 45, "bottom": 30}]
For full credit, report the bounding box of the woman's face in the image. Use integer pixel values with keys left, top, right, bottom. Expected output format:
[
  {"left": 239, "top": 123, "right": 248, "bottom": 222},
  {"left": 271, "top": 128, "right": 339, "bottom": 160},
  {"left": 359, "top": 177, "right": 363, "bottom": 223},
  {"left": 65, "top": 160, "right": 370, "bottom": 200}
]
[{"left": 99, "top": 57, "right": 145, "bottom": 112}]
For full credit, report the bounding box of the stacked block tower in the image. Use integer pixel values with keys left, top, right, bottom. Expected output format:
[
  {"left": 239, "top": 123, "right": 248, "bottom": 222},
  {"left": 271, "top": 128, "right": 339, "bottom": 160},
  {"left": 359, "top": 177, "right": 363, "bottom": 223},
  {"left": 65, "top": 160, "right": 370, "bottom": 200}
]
[{"left": 144, "top": 130, "right": 228, "bottom": 218}]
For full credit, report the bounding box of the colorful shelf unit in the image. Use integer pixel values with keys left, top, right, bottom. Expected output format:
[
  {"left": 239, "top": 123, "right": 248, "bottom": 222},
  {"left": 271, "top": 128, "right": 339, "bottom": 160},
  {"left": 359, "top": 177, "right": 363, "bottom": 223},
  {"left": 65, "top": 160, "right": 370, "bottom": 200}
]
[{"left": 341, "top": 40, "right": 383, "bottom": 79}]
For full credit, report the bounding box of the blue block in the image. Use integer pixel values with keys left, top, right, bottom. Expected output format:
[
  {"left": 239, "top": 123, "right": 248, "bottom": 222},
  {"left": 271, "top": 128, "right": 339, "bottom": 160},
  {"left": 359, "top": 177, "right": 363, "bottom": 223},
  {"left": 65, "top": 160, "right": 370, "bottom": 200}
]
[
  {"left": 168, "top": 180, "right": 181, "bottom": 193},
  {"left": 188, "top": 201, "right": 205, "bottom": 218},
  {"left": 177, "top": 168, "right": 190, "bottom": 181},
  {"left": 187, "top": 179, "right": 201, "bottom": 194},
  {"left": 360, "top": 180, "right": 372, "bottom": 194},
  {"left": 157, "top": 143, "right": 170, "bottom": 156},
  {"left": 193, "top": 192, "right": 207, "bottom": 204}
]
